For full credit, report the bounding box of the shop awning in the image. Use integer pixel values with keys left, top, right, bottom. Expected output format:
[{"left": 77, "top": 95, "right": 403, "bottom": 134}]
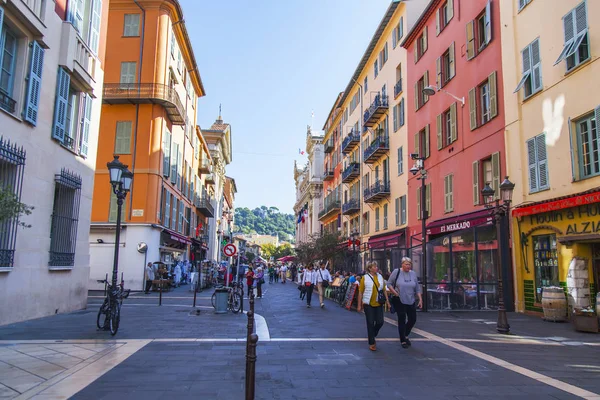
[
  {"left": 512, "top": 187, "right": 600, "bottom": 218},
  {"left": 368, "top": 229, "right": 405, "bottom": 250},
  {"left": 161, "top": 228, "right": 191, "bottom": 245},
  {"left": 191, "top": 237, "right": 208, "bottom": 249},
  {"left": 426, "top": 209, "right": 493, "bottom": 236}
]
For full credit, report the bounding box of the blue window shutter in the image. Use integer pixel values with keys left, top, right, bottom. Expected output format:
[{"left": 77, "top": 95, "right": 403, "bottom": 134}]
[
  {"left": 89, "top": 0, "right": 102, "bottom": 55},
  {"left": 0, "top": 8, "right": 5, "bottom": 40},
  {"left": 80, "top": 94, "right": 92, "bottom": 157},
  {"left": 163, "top": 130, "right": 171, "bottom": 177},
  {"left": 52, "top": 68, "right": 70, "bottom": 142},
  {"left": 24, "top": 41, "right": 44, "bottom": 125}
]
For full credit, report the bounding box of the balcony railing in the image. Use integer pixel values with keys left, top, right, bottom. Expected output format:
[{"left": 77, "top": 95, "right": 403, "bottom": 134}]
[
  {"left": 103, "top": 83, "right": 186, "bottom": 125},
  {"left": 363, "top": 93, "right": 389, "bottom": 128},
  {"left": 318, "top": 200, "right": 341, "bottom": 221},
  {"left": 323, "top": 169, "right": 334, "bottom": 181},
  {"left": 21, "top": 0, "right": 44, "bottom": 19},
  {"left": 198, "top": 158, "right": 212, "bottom": 174},
  {"left": 205, "top": 173, "right": 215, "bottom": 184},
  {"left": 364, "top": 180, "right": 391, "bottom": 203},
  {"left": 341, "top": 129, "right": 360, "bottom": 154},
  {"left": 394, "top": 79, "right": 403, "bottom": 98},
  {"left": 364, "top": 136, "right": 389, "bottom": 164},
  {"left": 342, "top": 162, "right": 360, "bottom": 183},
  {"left": 0, "top": 91, "right": 16, "bottom": 114},
  {"left": 342, "top": 198, "right": 360, "bottom": 215},
  {"left": 196, "top": 196, "right": 214, "bottom": 218},
  {"left": 324, "top": 138, "right": 334, "bottom": 153}
]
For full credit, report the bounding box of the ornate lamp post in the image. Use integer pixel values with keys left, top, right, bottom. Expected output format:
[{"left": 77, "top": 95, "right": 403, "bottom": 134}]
[
  {"left": 481, "top": 176, "right": 515, "bottom": 334},
  {"left": 410, "top": 155, "right": 428, "bottom": 312},
  {"left": 106, "top": 156, "right": 133, "bottom": 289}
]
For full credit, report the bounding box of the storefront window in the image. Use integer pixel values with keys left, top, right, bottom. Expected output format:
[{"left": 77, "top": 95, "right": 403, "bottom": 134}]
[
  {"left": 427, "top": 236, "right": 450, "bottom": 310},
  {"left": 533, "top": 234, "right": 558, "bottom": 302},
  {"left": 476, "top": 225, "right": 498, "bottom": 310},
  {"left": 451, "top": 232, "right": 476, "bottom": 310}
]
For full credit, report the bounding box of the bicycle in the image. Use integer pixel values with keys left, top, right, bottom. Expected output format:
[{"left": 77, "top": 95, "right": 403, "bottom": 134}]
[
  {"left": 96, "top": 278, "right": 130, "bottom": 335},
  {"left": 211, "top": 285, "right": 242, "bottom": 313}
]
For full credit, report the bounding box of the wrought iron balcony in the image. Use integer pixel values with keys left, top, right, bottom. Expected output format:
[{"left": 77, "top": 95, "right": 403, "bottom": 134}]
[
  {"left": 394, "top": 79, "right": 403, "bottom": 98},
  {"left": 0, "top": 91, "right": 16, "bottom": 114},
  {"left": 341, "top": 129, "right": 360, "bottom": 154},
  {"left": 323, "top": 169, "right": 334, "bottom": 181},
  {"left": 196, "top": 196, "right": 214, "bottom": 218},
  {"left": 205, "top": 173, "right": 215, "bottom": 184},
  {"left": 342, "top": 198, "right": 361, "bottom": 215},
  {"left": 198, "top": 158, "right": 212, "bottom": 174},
  {"left": 363, "top": 93, "right": 389, "bottom": 128},
  {"left": 318, "top": 200, "right": 341, "bottom": 221},
  {"left": 103, "top": 83, "right": 186, "bottom": 125},
  {"left": 342, "top": 162, "right": 360, "bottom": 183},
  {"left": 364, "top": 136, "right": 389, "bottom": 164},
  {"left": 324, "top": 138, "right": 334, "bottom": 153},
  {"left": 364, "top": 180, "right": 390, "bottom": 203}
]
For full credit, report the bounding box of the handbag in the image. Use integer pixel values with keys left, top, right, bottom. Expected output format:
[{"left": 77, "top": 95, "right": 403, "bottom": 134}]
[
  {"left": 367, "top": 273, "right": 386, "bottom": 305},
  {"left": 319, "top": 270, "right": 329, "bottom": 288}
]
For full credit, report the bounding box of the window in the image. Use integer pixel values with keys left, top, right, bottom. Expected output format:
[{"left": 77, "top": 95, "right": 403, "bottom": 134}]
[
  {"left": 0, "top": 138, "right": 26, "bottom": 268},
  {"left": 414, "top": 72, "right": 429, "bottom": 110},
  {"left": 466, "top": 1, "right": 491, "bottom": 60},
  {"left": 400, "top": 195, "right": 407, "bottom": 225},
  {"left": 120, "top": 62, "right": 136, "bottom": 85},
  {"left": 379, "top": 42, "right": 388, "bottom": 68},
  {"left": 436, "top": 103, "right": 457, "bottom": 149},
  {"left": 437, "top": 43, "right": 455, "bottom": 87},
  {"left": 436, "top": 0, "right": 454, "bottom": 35},
  {"left": 374, "top": 60, "right": 378, "bottom": 78},
  {"left": 163, "top": 129, "right": 171, "bottom": 177},
  {"left": 67, "top": 0, "right": 102, "bottom": 54},
  {"left": 414, "top": 26, "right": 428, "bottom": 63},
  {"left": 575, "top": 111, "right": 600, "bottom": 179},
  {"left": 364, "top": 76, "right": 368, "bottom": 93},
  {"left": 395, "top": 197, "right": 400, "bottom": 226},
  {"left": 177, "top": 50, "right": 182, "bottom": 73},
  {"left": 399, "top": 98, "right": 405, "bottom": 127},
  {"left": 178, "top": 201, "right": 184, "bottom": 232},
  {"left": 554, "top": 1, "right": 589, "bottom": 72},
  {"left": 0, "top": 26, "right": 17, "bottom": 113},
  {"left": 163, "top": 188, "right": 170, "bottom": 227},
  {"left": 414, "top": 125, "right": 430, "bottom": 159},
  {"left": 170, "top": 142, "right": 179, "bottom": 184},
  {"left": 123, "top": 14, "right": 140, "bottom": 37},
  {"left": 444, "top": 174, "right": 454, "bottom": 212},
  {"left": 533, "top": 234, "right": 558, "bottom": 302},
  {"left": 383, "top": 203, "right": 388, "bottom": 230},
  {"left": 23, "top": 41, "right": 45, "bottom": 125},
  {"left": 515, "top": 38, "right": 542, "bottom": 98},
  {"left": 416, "top": 183, "right": 431, "bottom": 220},
  {"left": 363, "top": 211, "right": 369, "bottom": 235},
  {"left": 394, "top": 99, "right": 405, "bottom": 131},
  {"left": 392, "top": 17, "right": 404, "bottom": 49},
  {"left": 518, "top": 0, "right": 533, "bottom": 11},
  {"left": 170, "top": 30, "right": 175, "bottom": 58},
  {"left": 49, "top": 170, "right": 82, "bottom": 267},
  {"left": 468, "top": 72, "right": 497, "bottom": 130},
  {"left": 114, "top": 121, "right": 132, "bottom": 154},
  {"left": 375, "top": 207, "right": 380, "bottom": 232},
  {"left": 472, "top": 152, "right": 501, "bottom": 204},
  {"left": 397, "top": 146, "right": 403, "bottom": 175}
]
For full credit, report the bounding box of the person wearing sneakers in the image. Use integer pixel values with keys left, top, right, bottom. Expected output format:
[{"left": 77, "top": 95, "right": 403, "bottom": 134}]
[
  {"left": 301, "top": 264, "right": 317, "bottom": 308},
  {"left": 357, "top": 261, "right": 389, "bottom": 351},
  {"left": 316, "top": 262, "right": 332, "bottom": 308}
]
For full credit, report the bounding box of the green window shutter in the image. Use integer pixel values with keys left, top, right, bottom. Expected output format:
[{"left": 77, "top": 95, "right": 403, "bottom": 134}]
[
  {"left": 489, "top": 71, "right": 497, "bottom": 119},
  {"left": 400, "top": 98, "right": 405, "bottom": 126},
  {"left": 172, "top": 197, "right": 177, "bottom": 230},
  {"left": 414, "top": 82, "right": 419, "bottom": 110},
  {"left": 80, "top": 94, "right": 92, "bottom": 157},
  {"left": 444, "top": 175, "right": 449, "bottom": 212},
  {"left": 115, "top": 121, "right": 132, "bottom": 154},
  {"left": 447, "top": 0, "right": 454, "bottom": 20},
  {"left": 436, "top": 8, "right": 440, "bottom": 36},
  {"left": 109, "top": 192, "right": 118, "bottom": 222},
  {"left": 491, "top": 151, "right": 500, "bottom": 200},
  {"left": 485, "top": 0, "right": 492, "bottom": 45},
  {"left": 537, "top": 133, "right": 549, "bottom": 190},
  {"left": 395, "top": 197, "right": 399, "bottom": 226},
  {"left": 393, "top": 104, "right": 398, "bottom": 131},
  {"left": 89, "top": 0, "right": 102, "bottom": 54},
  {"left": 554, "top": 11, "right": 575, "bottom": 65},
  {"left": 164, "top": 190, "right": 170, "bottom": 226},
  {"left": 568, "top": 117, "right": 579, "bottom": 182},
  {"left": 450, "top": 103, "right": 457, "bottom": 142},
  {"left": 0, "top": 8, "right": 4, "bottom": 39},
  {"left": 436, "top": 56, "right": 442, "bottom": 87},
  {"left": 171, "top": 143, "right": 178, "bottom": 183},
  {"left": 163, "top": 130, "right": 171, "bottom": 177},
  {"left": 120, "top": 62, "right": 136, "bottom": 85},
  {"left": 449, "top": 42, "right": 455, "bottom": 79},
  {"left": 52, "top": 68, "right": 70, "bottom": 142},
  {"left": 531, "top": 39, "right": 542, "bottom": 93},
  {"left": 425, "top": 124, "right": 430, "bottom": 158},
  {"left": 436, "top": 113, "right": 443, "bottom": 150},
  {"left": 414, "top": 132, "right": 420, "bottom": 158},
  {"left": 514, "top": 44, "right": 532, "bottom": 93},
  {"left": 466, "top": 21, "right": 475, "bottom": 60},
  {"left": 417, "top": 186, "right": 421, "bottom": 220},
  {"left": 468, "top": 87, "right": 477, "bottom": 130},
  {"left": 527, "top": 137, "right": 538, "bottom": 192},
  {"left": 24, "top": 41, "right": 44, "bottom": 125},
  {"left": 472, "top": 160, "right": 480, "bottom": 205}
]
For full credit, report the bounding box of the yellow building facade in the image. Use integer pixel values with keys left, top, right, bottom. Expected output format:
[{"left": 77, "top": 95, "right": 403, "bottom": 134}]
[{"left": 500, "top": 0, "right": 600, "bottom": 313}]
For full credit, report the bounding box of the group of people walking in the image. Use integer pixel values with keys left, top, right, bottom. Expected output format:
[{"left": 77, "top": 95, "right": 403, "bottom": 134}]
[{"left": 299, "top": 262, "right": 332, "bottom": 308}]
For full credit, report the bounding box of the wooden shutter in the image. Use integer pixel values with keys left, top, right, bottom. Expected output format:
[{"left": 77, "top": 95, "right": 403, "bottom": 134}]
[
  {"left": 393, "top": 104, "right": 398, "bottom": 131},
  {"left": 414, "top": 43, "right": 419, "bottom": 63},
  {"left": 393, "top": 26, "right": 397, "bottom": 48},
  {"left": 89, "top": 0, "right": 102, "bottom": 54},
  {"left": 115, "top": 121, "right": 132, "bottom": 154},
  {"left": 447, "top": 0, "right": 454, "bottom": 20},
  {"left": 416, "top": 187, "right": 421, "bottom": 220},
  {"left": 436, "top": 56, "right": 442, "bottom": 87},
  {"left": 537, "top": 134, "right": 548, "bottom": 189},
  {"left": 527, "top": 138, "right": 538, "bottom": 192},
  {"left": 163, "top": 130, "right": 171, "bottom": 177},
  {"left": 400, "top": 98, "right": 405, "bottom": 126},
  {"left": 120, "top": 62, "right": 136, "bottom": 85},
  {"left": 449, "top": 174, "right": 453, "bottom": 211},
  {"left": 164, "top": 190, "right": 171, "bottom": 226},
  {"left": 436, "top": 9, "right": 441, "bottom": 36},
  {"left": 575, "top": 2, "right": 586, "bottom": 34},
  {"left": 531, "top": 39, "right": 542, "bottom": 92},
  {"left": 466, "top": 21, "right": 475, "bottom": 60},
  {"left": 24, "top": 41, "right": 44, "bottom": 125},
  {"left": 414, "top": 132, "right": 420, "bottom": 158},
  {"left": 80, "top": 94, "right": 92, "bottom": 157},
  {"left": 425, "top": 124, "right": 430, "bottom": 158},
  {"left": 424, "top": 71, "right": 429, "bottom": 103},
  {"left": 514, "top": 44, "right": 532, "bottom": 93},
  {"left": 468, "top": 87, "right": 477, "bottom": 130},
  {"left": 555, "top": 11, "right": 575, "bottom": 65},
  {"left": 426, "top": 183, "right": 431, "bottom": 218},
  {"left": 436, "top": 113, "right": 443, "bottom": 150},
  {"left": 395, "top": 197, "right": 399, "bottom": 225},
  {"left": 397, "top": 147, "right": 403, "bottom": 174},
  {"left": 423, "top": 26, "right": 428, "bottom": 52},
  {"left": 52, "top": 68, "right": 70, "bottom": 142},
  {"left": 444, "top": 175, "right": 450, "bottom": 212},
  {"left": 400, "top": 17, "right": 404, "bottom": 40},
  {"left": 0, "top": 8, "right": 4, "bottom": 40},
  {"left": 449, "top": 42, "right": 455, "bottom": 79},
  {"left": 491, "top": 151, "right": 500, "bottom": 200},
  {"left": 472, "top": 160, "right": 480, "bottom": 205},
  {"left": 171, "top": 142, "right": 178, "bottom": 183},
  {"left": 108, "top": 193, "right": 118, "bottom": 223},
  {"left": 485, "top": 0, "right": 492, "bottom": 45},
  {"left": 489, "top": 71, "right": 497, "bottom": 118},
  {"left": 450, "top": 103, "right": 457, "bottom": 142},
  {"left": 414, "top": 82, "right": 419, "bottom": 110}
]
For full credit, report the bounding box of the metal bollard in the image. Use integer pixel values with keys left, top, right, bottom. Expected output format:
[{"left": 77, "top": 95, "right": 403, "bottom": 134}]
[
  {"left": 192, "top": 279, "right": 198, "bottom": 308},
  {"left": 246, "top": 310, "right": 254, "bottom": 354},
  {"left": 159, "top": 279, "right": 163, "bottom": 306},
  {"left": 245, "top": 333, "right": 258, "bottom": 400}
]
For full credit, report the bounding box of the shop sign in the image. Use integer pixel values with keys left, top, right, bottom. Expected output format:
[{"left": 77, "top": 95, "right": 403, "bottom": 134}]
[
  {"left": 427, "top": 216, "right": 493, "bottom": 235},
  {"left": 526, "top": 203, "right": 600, "bottom": 235},
  {"left": 512, "top": 191, "right": 600, "bottom": 218},
  {"left": 132, "top": 209, "right": 144, "bottom": 217}
]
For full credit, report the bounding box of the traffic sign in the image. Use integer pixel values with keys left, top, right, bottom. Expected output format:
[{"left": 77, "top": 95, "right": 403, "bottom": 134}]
[{"left": 223, "top": 243, "right": 237, "bottom": 257}]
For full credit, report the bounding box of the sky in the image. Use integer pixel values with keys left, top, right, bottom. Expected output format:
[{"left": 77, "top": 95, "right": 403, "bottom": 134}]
[{"left": 180, "top": 0, "right": 391, "bottom": 214}]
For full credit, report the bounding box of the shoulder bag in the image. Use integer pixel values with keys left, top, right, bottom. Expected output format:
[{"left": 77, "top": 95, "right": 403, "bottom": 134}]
[
  {"left": 319, "top": 270, "right": 329, "bottom": 288},
  {"left": 367, "top": 273, "right": 386, "bottom": 305}
]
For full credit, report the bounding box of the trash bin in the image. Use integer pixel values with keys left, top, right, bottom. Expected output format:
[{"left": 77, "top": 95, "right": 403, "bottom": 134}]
[{"left": 215, "top": 287, "right": 229, "bottom": 314}]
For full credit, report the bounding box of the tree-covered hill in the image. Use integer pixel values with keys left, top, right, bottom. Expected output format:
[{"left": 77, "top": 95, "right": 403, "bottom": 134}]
[{"left": 234, "top": 206, "right": 295, "bottom": 242}]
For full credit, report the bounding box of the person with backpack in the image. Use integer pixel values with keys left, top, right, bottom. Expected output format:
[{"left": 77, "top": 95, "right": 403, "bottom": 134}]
[
  {"left": 316, "top": 262, "right": 332, "bottom": 308},
  {"left": 387, "top": 257, "right": 423, "bottom": 349},
  {"left": 357, "top": 261, "right": 389, "bottom": 351}
]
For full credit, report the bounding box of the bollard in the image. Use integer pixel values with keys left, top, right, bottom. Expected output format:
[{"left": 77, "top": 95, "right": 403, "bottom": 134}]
[
  {"left": 246, "top": 310, "right": 254, "bottom": 354},
  {"left": 192, "top": 279, "right": 198, "bottom": 308},
  {"left": 159, "top": 279, "right": 163, "bottom": 306},
  {"left": 245, "top": 333, "right": 258, "bottom": 400}
]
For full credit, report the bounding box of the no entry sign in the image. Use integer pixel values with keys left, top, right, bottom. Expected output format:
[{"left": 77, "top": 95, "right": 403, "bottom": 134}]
[{"left": 223, "top": 243, "right": 237, "bottom": 257}]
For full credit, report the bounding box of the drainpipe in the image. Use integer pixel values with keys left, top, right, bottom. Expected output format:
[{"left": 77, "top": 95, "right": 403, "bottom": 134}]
[{"left": 351, "top": 77, "right": 364, "bottom": 269}]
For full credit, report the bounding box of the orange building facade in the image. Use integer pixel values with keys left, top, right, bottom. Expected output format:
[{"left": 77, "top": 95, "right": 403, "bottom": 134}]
[{"left": 89, "top": 0, "right": 213, "bottom": 291}]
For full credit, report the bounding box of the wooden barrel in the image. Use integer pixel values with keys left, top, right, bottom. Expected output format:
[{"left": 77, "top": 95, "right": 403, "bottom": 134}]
[{"left": 542, "top": 287, "right": 567, "bottom": 322}]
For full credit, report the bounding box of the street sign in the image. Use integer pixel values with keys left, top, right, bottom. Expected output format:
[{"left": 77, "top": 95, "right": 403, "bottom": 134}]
[{"left": 223, "top": 243, "right": 237, "bottom": 257}]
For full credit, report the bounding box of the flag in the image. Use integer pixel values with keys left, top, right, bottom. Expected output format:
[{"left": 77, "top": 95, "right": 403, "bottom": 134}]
[
  {"left": 299, "top": 148, "right": 305, "bottom": 155},
  {"left": 297, "top": 211, "right": 302, "bottom": 224},
  {"left": 302, "top": 209, "right": 308, "bottom": 223}
]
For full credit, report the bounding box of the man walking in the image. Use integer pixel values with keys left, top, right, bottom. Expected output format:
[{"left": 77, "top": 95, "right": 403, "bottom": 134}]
[
  {"left": 281, "top": 264, "right": 288, "bottom": 284},
  {"left": 144, "top": 262, "right": 154, "bottom": 294},
  {"left": 316, "top": 262, "right": 332, "bottom": 308}
]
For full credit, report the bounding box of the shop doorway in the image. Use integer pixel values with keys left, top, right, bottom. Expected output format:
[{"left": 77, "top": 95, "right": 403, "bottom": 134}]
[{"left": 592, "top": 244, "right": 600, "bottom": 303}]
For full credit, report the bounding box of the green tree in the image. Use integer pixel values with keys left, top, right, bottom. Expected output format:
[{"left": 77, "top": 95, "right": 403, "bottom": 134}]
[
  {"left": 0, "top": 186, "right": 33, "bottom": 228},
  {"left": 296, "top": 232, "right": 344, "bottom": 267}
]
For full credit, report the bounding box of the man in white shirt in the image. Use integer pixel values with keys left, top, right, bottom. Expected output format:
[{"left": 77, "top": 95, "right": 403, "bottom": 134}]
[
  {"left": 144, "top": 263, "right": 155, "bottom": 294},
  {"left": 280, "top": 264, "right": 288, "bottom": 284},
  {"left": 301, "top": 264, "right": 317, "bottom": 308},
  {"left": 316, "top": 262, "right": 332, "bottom": 308}
]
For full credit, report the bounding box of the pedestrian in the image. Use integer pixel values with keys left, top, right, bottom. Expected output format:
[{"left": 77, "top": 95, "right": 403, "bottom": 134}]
[
  {"left": 144, "top": 262, "right": 154, "bottom": 294},
  {"left": 357, "top": 261, "right": 390, "bottom": 351},
  {"left": 387, "top": 257, "right": 422, "bottom": 348},
  {"left": 281, "top": 264, "right": 288, "bottom": 283},
  {"left": 316, "top": 262, "right": 332, "bottom": 308},
  {"left": 301, "top": 264, "right": 317, "bottom": 308},
  {"left": 245, "top": 266, "right": 255, "bottom": 296},
  {"left": 274, "top": 265, "right": 280, "bottom": 283},
  {"left": 255, "top": 267, "right": 265, "bottom": 298},
  {"left": 268, "top": 264, "right": 275, "bottom": 284}
]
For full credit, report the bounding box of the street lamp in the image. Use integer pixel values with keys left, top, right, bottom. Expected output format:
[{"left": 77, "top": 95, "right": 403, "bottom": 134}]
[
  {"left": 481, "top": 176, "right": 515, "bottom": 334},
  {"left": 348, "top": 231, "right": 360, "bottom": 273},
  {"left": 423, "top": 85, "right": 465, "bottom": 106},
  {"left": 410, "top": 154, "right": 428, "bottom": 312},
  {"left": 107, "top": 156, "right": 133, "bottom": 289}
]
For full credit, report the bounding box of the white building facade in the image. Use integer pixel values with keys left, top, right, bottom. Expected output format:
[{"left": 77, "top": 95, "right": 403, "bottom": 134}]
[{"left": 0, "top": 0, "right": 107, "bottom": 325}]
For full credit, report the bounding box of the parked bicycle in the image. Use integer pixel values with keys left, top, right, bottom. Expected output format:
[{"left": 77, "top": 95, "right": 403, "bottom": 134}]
[
  {"left": 97, "top": 277, "right": 130, "bottom": 335},
  {"left": 211, "top": 285, "right": 242, "bottom": 313}
]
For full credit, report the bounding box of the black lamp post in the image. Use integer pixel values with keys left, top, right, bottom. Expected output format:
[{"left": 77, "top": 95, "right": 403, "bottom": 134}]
[
  {"left": 481, "top": 176, "right": 515, "bottom": 334},
  {"left": 107, "top": 156, "right": 133, "bottom": 289},
  {"left": 410, "top": 155, "right": 428, "bottom": 312},
  {"left": 348, "top": 231, "right": 360, "bottom": 273}
]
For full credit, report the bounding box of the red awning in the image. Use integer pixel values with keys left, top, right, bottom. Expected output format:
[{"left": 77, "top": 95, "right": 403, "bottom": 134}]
[
  {"left": 368, "top": 230, "right": 405, "bottom": 250},
  {"left": 426, "top": 209, "right": 493, "bottom": 236},
  {"left": 162, "top": 228, "right": 192, "bottom": 245}
]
